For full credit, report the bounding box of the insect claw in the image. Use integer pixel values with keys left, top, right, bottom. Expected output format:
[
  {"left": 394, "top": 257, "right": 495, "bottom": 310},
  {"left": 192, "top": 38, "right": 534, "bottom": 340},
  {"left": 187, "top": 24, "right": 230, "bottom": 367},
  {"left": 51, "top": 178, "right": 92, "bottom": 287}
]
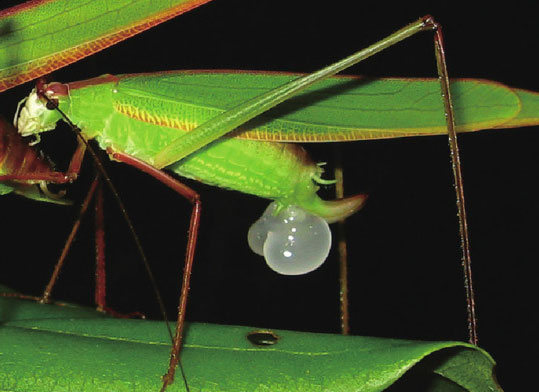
[{"left": 27, "top": 134, "right": 41, "bottom": 146}]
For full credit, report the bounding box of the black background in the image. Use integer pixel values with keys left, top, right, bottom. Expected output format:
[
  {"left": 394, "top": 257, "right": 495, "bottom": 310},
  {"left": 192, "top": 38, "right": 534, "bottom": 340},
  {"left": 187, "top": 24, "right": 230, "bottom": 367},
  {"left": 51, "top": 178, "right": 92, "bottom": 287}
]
[{"left": 1, "top": 1, "right": 537, "bottom": 390}]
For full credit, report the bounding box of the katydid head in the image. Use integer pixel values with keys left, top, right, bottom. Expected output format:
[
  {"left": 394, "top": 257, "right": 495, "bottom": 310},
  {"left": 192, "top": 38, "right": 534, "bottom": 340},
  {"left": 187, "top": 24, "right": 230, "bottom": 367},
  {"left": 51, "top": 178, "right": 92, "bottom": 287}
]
[
  {"left": 15, "top": 82, "right": 69, "bottom": 141},
  {"left": 248, "top": 202, "right": 332, "bottom": 275}
]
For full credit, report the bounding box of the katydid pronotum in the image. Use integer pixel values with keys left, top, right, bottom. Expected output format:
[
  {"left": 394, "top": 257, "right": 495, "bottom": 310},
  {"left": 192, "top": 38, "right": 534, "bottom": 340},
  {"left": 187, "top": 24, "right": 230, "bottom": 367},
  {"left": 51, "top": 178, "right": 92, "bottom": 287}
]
[{"left": 1, "top": 1, "right": 539, "bottom": 390}]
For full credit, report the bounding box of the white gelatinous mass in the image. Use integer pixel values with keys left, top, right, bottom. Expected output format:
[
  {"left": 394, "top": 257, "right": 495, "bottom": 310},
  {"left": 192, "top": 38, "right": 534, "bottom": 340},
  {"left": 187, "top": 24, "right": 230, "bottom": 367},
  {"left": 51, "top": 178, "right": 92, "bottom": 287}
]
[{"left": 248, "top": 202, "right": 332, "bottom": 275}]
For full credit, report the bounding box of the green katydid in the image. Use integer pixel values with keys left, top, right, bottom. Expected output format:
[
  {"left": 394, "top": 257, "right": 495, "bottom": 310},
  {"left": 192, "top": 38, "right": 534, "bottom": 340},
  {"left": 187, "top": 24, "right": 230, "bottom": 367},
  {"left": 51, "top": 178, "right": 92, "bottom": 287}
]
[{"left": 1, "top": 1, "right": 539, "bottom": 390}]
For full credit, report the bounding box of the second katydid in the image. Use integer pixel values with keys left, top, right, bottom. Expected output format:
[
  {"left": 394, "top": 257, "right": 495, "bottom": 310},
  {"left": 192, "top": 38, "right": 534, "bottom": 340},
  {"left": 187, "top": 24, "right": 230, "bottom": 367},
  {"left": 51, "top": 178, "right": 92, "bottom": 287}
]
[{"left": 11, "top": 15, "right": 519, "bottom": 390}]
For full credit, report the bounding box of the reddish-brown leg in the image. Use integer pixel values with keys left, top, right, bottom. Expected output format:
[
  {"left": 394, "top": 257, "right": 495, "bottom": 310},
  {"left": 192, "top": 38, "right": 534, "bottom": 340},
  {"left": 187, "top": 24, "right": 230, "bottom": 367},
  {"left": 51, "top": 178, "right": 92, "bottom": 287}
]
[
  {"left": 429, "top": 19, "right": 477, "bottom": 345},
  {"left": 109, "top": 150, "right": 200, "bottom": 391},
  {"left": 94, "top": 180, "right": 107, "bottom": 311},
  {"left": 3, "top": 120, "right": 143, "bottom": 318},
  {"left": 90, "top": 180, "right": 145, "bottom": 318},
  {"left": 0, "top": 138, "right": 85, "bottom": 184},
  {"left": 40, "top": 175, "right": 100, "bottom": 303},
  {"left": 1, "top": 138, "right": 88, "bottom": 302}
]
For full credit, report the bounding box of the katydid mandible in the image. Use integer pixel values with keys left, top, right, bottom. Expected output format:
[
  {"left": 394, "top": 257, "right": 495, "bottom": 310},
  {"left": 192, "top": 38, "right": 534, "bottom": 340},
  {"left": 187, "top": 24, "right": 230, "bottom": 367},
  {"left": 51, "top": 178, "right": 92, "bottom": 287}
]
[{"left": 10, "top": 16, "right": 474, "bottom": 390}]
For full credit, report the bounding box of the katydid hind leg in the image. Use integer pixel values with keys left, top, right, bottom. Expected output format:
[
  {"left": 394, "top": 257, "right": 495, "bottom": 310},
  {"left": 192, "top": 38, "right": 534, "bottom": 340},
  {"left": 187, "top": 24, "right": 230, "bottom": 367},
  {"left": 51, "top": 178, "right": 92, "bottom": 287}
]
[
  {"left": 333, "top": 145, "right": 351, "bottom": 335},
  {"left": 153, "top": 16, "right": 439, "bottom": 168},
  {"left": 429, "top": 19, "right": 477, "bottom": 345},
  {"left": 325, "top": 17, "right": 477, "bottom": 343}
]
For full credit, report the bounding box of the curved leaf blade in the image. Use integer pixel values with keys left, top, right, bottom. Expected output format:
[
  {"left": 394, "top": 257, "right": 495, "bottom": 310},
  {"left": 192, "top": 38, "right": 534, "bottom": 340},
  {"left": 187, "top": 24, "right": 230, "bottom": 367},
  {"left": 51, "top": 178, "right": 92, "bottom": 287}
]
[
  {"left": 0, "top": 288, "right": 502, "bottom": 391},
  {"left": 0, "top": 0, "right": 213, "bottom": 92}
]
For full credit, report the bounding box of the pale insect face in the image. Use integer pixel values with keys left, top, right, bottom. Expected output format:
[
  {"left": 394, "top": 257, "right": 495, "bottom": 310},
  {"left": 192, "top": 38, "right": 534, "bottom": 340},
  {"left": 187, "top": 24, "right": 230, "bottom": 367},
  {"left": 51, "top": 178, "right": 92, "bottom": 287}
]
[{"left": 15, "top": 85, "right": 64, "bottom": 140}]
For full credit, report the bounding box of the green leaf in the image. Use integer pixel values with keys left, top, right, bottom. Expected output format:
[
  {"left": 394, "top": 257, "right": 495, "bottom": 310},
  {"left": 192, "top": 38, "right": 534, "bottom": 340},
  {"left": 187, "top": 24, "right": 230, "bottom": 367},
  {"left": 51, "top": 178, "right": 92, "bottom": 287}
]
[
  {"left": 0, "top": 0, "right": 213, "bottom": 92},
  {"left": 0, "top": 285, "right": 502, "bottom": 391}
]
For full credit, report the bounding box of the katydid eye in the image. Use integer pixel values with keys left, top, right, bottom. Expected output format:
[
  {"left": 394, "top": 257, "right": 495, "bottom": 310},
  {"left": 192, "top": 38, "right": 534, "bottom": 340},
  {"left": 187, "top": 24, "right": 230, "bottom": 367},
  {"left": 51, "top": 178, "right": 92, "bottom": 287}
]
[
  {"left": 248, "top": 202, "right": 331, "bottom": 275},
  {"left": 45, "top": 99, "right": 58, "bottom": 110}
]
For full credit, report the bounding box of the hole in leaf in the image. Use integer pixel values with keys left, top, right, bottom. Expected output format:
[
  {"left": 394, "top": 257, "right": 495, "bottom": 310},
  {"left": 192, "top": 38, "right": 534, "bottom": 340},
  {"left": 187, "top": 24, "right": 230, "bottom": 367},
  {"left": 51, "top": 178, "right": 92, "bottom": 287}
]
[{"left": 246, "top": 330, "right": 280, "bottom": 346}]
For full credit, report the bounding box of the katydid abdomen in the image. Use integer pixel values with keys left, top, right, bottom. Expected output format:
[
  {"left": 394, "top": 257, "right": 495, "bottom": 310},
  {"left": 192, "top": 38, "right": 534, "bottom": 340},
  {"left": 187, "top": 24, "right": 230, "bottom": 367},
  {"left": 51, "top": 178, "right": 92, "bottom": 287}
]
[{"left": 16, "top": 73, "right": 366, "bottom": 274}]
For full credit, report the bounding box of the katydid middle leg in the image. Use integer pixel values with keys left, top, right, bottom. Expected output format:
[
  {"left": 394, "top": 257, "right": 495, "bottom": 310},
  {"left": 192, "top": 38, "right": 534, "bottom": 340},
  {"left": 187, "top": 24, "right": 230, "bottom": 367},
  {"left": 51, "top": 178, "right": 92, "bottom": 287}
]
[{"left": 108, "top": 149, "right": 200, "bottom": 391}]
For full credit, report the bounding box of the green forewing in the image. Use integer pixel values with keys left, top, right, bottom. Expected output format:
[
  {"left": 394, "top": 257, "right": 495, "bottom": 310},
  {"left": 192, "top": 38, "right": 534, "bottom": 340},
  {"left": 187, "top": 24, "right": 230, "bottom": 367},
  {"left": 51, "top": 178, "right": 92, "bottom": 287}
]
[
  {"left": 0, "top": 0, "right": 213, "bottom": 92},
  {"left": 0, "top": 288, "right": 502, "bottom": 392},
  {"left": 63, "top": 77, "right": 319, "bottom": 205},
  {"left": 114, "top": 71, "right": 528, "bottom": 142}
]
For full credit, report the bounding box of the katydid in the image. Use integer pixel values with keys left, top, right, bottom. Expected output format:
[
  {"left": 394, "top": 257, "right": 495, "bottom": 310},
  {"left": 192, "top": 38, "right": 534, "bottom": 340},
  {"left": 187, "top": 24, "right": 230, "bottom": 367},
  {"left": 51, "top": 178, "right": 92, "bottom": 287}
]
[{"left": 5, "top": 15, "right": 483, "bottom": 390}]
